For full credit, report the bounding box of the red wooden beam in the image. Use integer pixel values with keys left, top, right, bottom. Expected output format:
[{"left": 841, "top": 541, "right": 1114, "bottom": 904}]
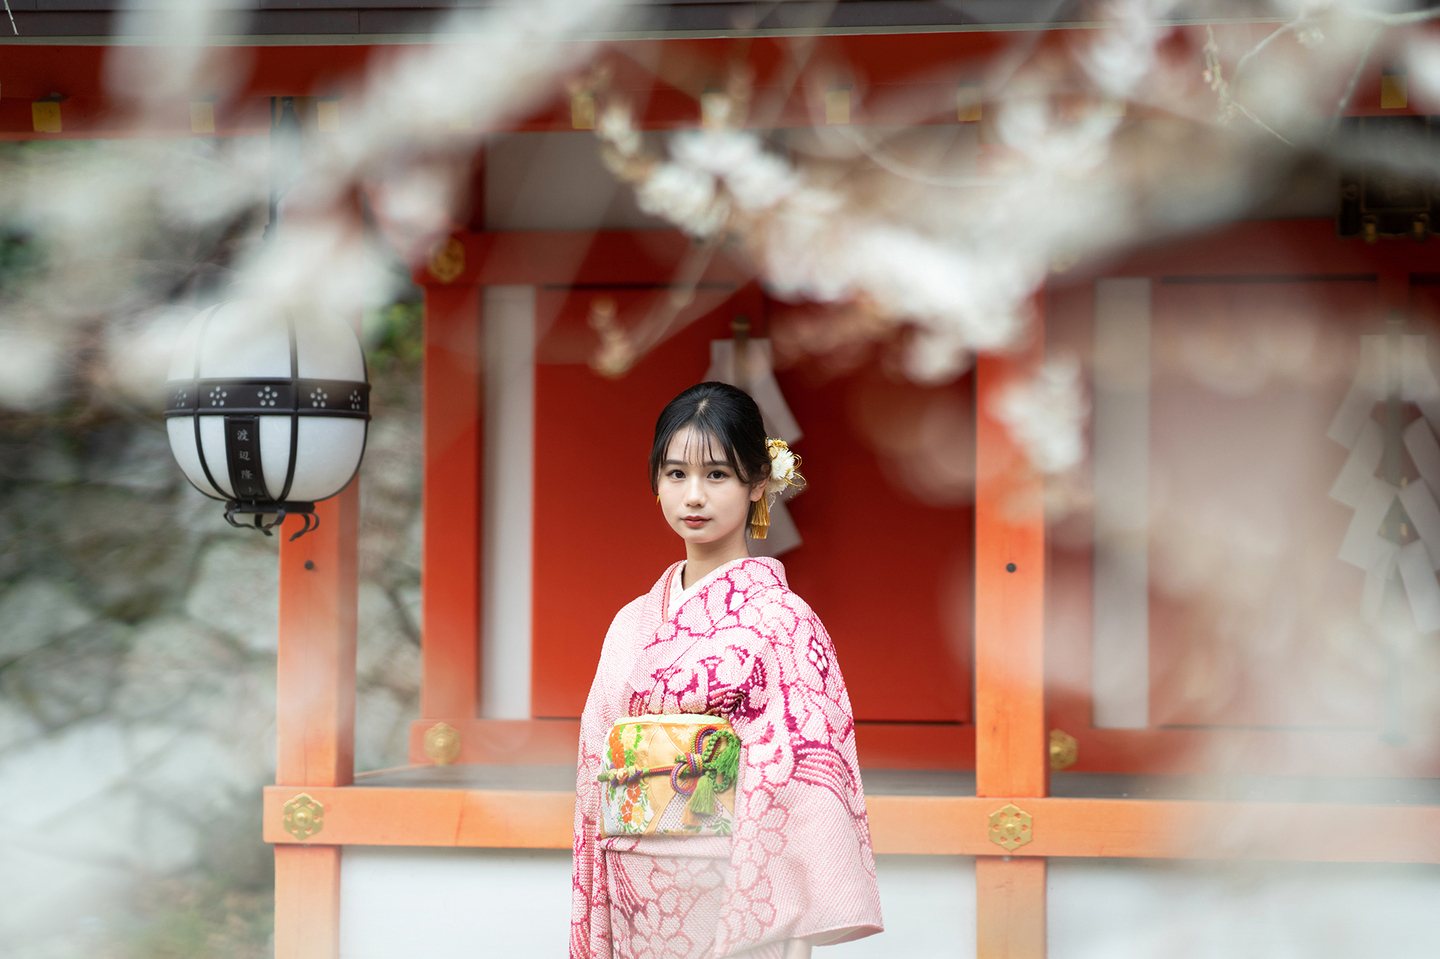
[
  {"left": 1, "top": 25, "right": 1415, "bottom": 140},
  {"left": 424, "top": 221, "right": 1440, "bottom": 330},
  {"left": 1096, "top": 219, "right": 1440, "bottom": 279},
  {"left": 411, "top": 230, "right": 751, "bottom": 289},
  {"left": 262, "top": 785, "right": 1440, "bottom": 863},
  {"left": 1023, "top": 720, "right": 1440, "bottom": 777},
  {"left": 401, "top": 718, "right": 975, "bottom": 768}
]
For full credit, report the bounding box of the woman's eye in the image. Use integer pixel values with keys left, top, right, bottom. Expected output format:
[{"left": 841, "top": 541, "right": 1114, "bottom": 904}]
[
  {"left": 667, "top": 470, "right": 685, "bottom": 480},
  {"left": 709, "top": 470, "right": 729, "bottom": 480}
]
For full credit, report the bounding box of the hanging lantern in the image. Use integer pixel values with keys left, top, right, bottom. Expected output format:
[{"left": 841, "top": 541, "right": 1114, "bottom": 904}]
[{"left": 163, "top": 300, "right": 370, "bottom": 539}]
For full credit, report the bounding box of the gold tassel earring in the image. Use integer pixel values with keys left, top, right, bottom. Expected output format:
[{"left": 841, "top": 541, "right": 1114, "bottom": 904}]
[{"left": 748, "top": 496, "right": 770, "bottom": 539}]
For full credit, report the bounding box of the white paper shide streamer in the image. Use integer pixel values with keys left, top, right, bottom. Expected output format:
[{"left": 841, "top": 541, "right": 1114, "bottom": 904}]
[
  {"left": 704, "top": 332, "right": 805, "bottom": 557},
  {"left": 1329, "top": 331, "right": 1440, "bottom": 632}
]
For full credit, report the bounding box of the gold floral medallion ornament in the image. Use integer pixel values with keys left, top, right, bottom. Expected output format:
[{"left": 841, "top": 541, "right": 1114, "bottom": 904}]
[
  {"left": 282, "top": 793, "right": 325, "bottom": 840},
  {"left": 427, "top": 236, "right": 465, "bottom": 284},
  {"left": 1049, "top": 728, "right": 1079, "bottom": 771},
  {"left": 987, "top": 803, "right": 1034, "bottom": 851},
  {"left": 749, "top": 438, "right": 805, "bottom": 539},
  {"left": 424, "top": 721, "right": 462, "bottom": 765}
]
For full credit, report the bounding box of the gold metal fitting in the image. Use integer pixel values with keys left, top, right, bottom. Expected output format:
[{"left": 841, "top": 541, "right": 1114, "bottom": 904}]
[
  {"left": 571, "top": 91, "right": 596, "bottom": 130},
  {"left": 424, "top": 721, "right": 462, "bottom": 765},
  {"left": 1380, "top": 72, "right": 1408, "bottom": 110},
  {"left": 988, "top": 804, "right": 1034, "bottom": 851},
  {"left": 1049, "top": 728, "right": 1079, "bottom": 771},
  {"left": 427, "top": 237, "right": 465, "bottom": 284},
  {"left": 282, "top": 793, "right": 325, "bottom": 840}
]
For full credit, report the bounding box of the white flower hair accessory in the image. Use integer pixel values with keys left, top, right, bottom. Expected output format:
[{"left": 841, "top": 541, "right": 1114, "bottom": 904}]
[{"left": 750, "top": 438, "right": 806, "bottom": 539}]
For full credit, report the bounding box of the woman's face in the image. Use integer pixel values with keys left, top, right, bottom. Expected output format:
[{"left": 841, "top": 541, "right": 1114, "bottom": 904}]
[{"left": 657, "top": 425, "right": 765, "bottom": 548}]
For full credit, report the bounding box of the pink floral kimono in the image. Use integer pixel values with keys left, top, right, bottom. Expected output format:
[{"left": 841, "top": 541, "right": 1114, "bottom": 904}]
[{"left": 571, "top": 556, "right": 883, "bottom": 959}]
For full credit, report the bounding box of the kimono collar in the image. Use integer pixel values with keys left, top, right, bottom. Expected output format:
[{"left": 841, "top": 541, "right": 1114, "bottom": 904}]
[{"left": 654, "top": 555, "right": 788, "bottom": 616}]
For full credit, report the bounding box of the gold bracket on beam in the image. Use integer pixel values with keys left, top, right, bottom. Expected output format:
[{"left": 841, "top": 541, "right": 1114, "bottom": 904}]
[
  {"left": 424, "top": 721, "right": 462, "bottom": 765},
  {"left": 282, "top": 792, "right": 325, "bottom": 840},
  {"left": 988, "top": 804, "right": 1034, "bottom": 852},
  {"left": 1049, "top": 728, "right": 1078, "bottom": 771},
  {"left": 427, "top": 237, "right": 465, "bottom": 284}
]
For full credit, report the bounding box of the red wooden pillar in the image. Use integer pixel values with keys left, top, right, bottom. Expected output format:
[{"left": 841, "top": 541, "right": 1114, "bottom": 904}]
[
  {"left": 273, "top": 843, "right": 343, "bottom": 959},
  {"left": 974, "top": 305, "right": 1049, "bottom": 958},
  {"left": 975, "top": 857, "right": 1046, "bottom": 959},
  {"left": 419, "top": 283, "right": 483, "bottom": 721},
  {"left": 274, "top": 485, "right": 360, "bottom": 959}
]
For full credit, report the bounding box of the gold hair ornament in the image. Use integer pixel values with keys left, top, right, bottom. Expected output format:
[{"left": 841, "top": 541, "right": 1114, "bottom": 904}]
[{"left": 749, "top": 438, "right": 805, "bottom": 539}]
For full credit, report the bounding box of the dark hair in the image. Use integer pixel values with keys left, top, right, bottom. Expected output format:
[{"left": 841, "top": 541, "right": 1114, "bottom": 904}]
[{"left": 649, "top": 382, "right": 770, "bottom": 493}]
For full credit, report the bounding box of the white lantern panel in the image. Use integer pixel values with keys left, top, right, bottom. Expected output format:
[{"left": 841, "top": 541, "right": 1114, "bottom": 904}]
[
  {"left": 165, "top": 308, "right": 209, "bottom": 381},
  {"left": 286, "top": 418, "right": 366, "bottom": 502},
  {"left": 295, "top": 311, "right": 366, "bottom": 382},
  {"left": 259, "top": 415, "right": 294, "bottom": 500},
  {"left": 197, "top": 301, "right": 292, "bottom": 379},
  {"left": 166, "top": 416, "right": 226, "bottom": 500},
  {"left": 163, "top": 300, "right": 369, "bottom": 513},
  {"left": 197, "top": 416, "right": 235, "bottom": 498}
]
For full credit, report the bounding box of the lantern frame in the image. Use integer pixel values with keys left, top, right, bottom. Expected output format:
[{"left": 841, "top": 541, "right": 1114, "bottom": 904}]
[{"left": 164, "top": 305, "right": 371, "bottom": 539}]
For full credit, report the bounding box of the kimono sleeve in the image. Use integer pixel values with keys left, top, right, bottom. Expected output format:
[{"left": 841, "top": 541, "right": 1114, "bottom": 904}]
[
  {"left": 713, "top": 589, "right": 883, "bottom": 956},
  {"left": 570, "top": 597, "right": 642, "bottom": 958}
]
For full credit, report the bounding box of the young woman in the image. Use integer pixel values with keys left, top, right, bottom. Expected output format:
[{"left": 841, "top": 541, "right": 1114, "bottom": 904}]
[{"left": 571, "top": 382, "right": 883, "bottom": 959}]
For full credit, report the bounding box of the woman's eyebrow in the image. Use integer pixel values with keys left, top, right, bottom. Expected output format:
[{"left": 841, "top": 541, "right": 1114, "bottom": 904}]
[{"left": 662, "top": 459, "right": 731, "bottom": 468}]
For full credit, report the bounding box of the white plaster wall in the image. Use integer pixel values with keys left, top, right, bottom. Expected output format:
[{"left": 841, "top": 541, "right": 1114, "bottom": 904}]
[
  {"left": 340, "top": 849, "right": 1440, "bottom": 958},
  {"left": 1049, "top": 858, "right": 1440, "bottom": 959},
  {"left": 339, "top": 850, "right": 975, "bottom": 959},
  {"left": 340, "top": 848, "right": 569, "bottom": 959},
  {"left": 831, "top": 855, "right": 975, "bottom": 959}
]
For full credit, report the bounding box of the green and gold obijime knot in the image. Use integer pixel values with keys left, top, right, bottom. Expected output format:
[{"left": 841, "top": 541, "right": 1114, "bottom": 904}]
[{"left": 598, "top": 723, "right": 739, "bottom": 825}]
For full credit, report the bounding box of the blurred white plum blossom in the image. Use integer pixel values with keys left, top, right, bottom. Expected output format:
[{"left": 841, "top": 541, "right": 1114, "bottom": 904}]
[{"left": 994, "top": 356, "right": 1089, "bottom": 474}]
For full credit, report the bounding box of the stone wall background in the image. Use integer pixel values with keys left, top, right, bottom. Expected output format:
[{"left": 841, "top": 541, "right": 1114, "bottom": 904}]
[{"left": 0, "top": 303, "right": 425, "bottom": 959}]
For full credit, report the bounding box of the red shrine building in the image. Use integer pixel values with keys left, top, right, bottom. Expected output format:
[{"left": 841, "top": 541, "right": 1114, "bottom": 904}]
[{"left": 6, "top": 2, "right": 1440, "bottom": 957}]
